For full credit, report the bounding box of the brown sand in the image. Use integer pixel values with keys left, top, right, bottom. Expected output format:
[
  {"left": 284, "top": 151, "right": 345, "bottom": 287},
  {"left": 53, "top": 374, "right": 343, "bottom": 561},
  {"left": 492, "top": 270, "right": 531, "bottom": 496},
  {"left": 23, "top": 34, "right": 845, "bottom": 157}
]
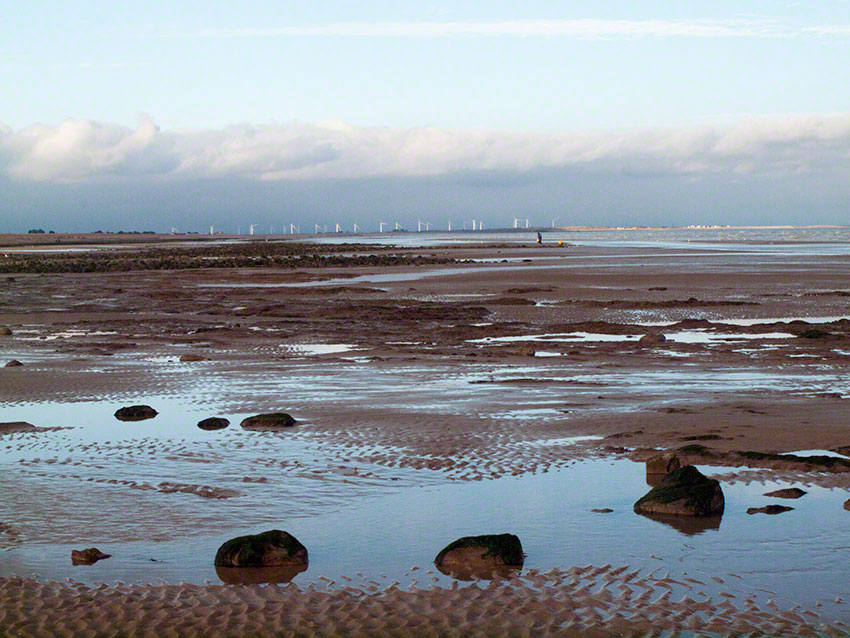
[
  {"left": 3, "top": 237, "right": 850, "bottom": 634},
  {"left": 2, "top": 565, "right": 848, "bottom": 638}
]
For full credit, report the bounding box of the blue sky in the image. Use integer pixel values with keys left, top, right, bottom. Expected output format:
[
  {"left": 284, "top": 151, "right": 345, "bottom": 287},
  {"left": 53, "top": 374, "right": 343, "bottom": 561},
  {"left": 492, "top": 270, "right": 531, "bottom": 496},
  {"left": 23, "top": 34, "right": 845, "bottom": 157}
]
[{"left": 2, "top": 1, "right": 850, "bottom": 231}]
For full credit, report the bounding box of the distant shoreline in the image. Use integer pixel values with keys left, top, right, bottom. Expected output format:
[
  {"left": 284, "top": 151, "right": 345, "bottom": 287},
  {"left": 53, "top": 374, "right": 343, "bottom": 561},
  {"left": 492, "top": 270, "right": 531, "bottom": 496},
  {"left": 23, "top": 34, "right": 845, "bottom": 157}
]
[{"left": 1, "top": 224, "right": 848, "bottom": 248}]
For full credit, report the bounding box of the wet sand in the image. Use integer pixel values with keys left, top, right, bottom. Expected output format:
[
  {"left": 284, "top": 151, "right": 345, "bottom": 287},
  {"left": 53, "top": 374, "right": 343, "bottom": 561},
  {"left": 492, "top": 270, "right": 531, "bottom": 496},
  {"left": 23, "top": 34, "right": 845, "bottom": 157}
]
[{"left": 2, "top": 236, "right": 850, "bottom": 635}]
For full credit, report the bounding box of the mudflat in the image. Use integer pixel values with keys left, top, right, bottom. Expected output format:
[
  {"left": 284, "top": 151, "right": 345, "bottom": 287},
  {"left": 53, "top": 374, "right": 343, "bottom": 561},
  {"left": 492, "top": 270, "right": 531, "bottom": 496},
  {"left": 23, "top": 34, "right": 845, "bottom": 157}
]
[{"left": 2, "top": 234, "right": 850, "bottom": 636}]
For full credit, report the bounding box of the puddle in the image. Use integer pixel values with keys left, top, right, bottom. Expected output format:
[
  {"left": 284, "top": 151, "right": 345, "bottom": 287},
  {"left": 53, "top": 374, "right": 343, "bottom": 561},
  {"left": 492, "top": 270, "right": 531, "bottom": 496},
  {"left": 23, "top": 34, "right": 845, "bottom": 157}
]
[
  {"left": 283, "top": 344, "right": 357, "bottom": 356},
  {"left": 2, "top": 436, "right": 850, "bottom": 618},
  {"left": 781, "top": 449, "right": 850, "bottom": 459},
  {"left": 469, "top": 331, "right": 796, "bottom": 345}
]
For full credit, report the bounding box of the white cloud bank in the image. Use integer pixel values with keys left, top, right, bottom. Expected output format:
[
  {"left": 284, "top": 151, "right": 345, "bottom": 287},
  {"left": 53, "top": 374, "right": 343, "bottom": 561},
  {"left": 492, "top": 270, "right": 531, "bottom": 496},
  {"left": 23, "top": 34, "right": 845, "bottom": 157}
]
[{"left": 1, "top": 114, "right": 849, "bottom": 184}]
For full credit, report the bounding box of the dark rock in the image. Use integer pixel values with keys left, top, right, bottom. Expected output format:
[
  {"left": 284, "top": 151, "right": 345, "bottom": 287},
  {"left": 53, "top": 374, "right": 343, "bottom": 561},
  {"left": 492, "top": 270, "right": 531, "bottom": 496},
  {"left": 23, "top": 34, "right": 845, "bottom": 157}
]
[
  {"left": 114, "top": 405, "right": 158, "bottom": 421},
  {"left": 591, "top": 508, "right": 614, "bottom": 513},
  {"left": 434, "top": 534, "right": 524, "bottom": 576},
  {"left": 4, "top": 360, "right": 23, "bottom": 367},
  {"left": 844, "top": 499, "right": 850, "bottom": 512},
  {"left": 763, "top": 488, "right": 807, "bottom": 499},
  {"left": 634, "top": 466, "right": 724, "bottom": 517},
  {"left": 747, "top": 505, "right": 794, "bottom": 515},
  {"left": 638, "top": 333, "right": 667, "bottom": 344},
  {"left": 799, "top": 328, "right": 831, "bottom": 339},
  {"left": 240, "top": 413, "right": 297, "bottom": 430},
  {"left": 0, "top": 327, "right": 12, "bottom": 336},
  {"left": 646, "top": 453, "right": 681, "bottom": 476},
  {"left": 0, "top": 421, "right": 37, "bottom": 434},
  {"left": 71, "top": 548, "right": 111, "bottom": 565},
  {"left": 179, "top": 353, "right": 210, "bottom": 362},
  {"left": 198, "top": 417, "right": 230, "bottom": 431},
  {"left": 214, "top": 529, "right": 308, "bottom": 568}
]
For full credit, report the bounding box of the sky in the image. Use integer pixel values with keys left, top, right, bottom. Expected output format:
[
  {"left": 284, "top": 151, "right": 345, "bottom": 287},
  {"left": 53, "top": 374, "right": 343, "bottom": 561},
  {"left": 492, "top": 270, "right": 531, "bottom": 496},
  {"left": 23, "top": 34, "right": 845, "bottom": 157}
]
[{"left": 1, "top": 1, "right": 850, "bottom": 232}]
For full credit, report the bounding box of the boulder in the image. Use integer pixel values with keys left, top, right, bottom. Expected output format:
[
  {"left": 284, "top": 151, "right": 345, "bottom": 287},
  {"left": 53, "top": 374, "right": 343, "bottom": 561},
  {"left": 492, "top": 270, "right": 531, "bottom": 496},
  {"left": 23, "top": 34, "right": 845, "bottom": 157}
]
[
  {"left": 633, "top": 466, "right": 724, "bottom": 517},
  {"left": 4, "top": 360, "right": 23, "bottom": 367},
  {"left": 179, "top": 353, "right": 210, "bottom": 362},
  {"left": 214, "top": 530, "right": 308, "bottom": 568},
  {"left": 747, "top": 505, "right": 794, "bottom": 515},
  {"left": 638, "top": 333, "right": 667, "bottom": 345},
  {"left": 763, "top": 488, "right": 806, "bottom": 499},
  {"left": 646, "top": 453, "right": 681, "bottom": 476},
  {"left": 844, "top": 498, "right": 850, "bottom": 512},
  {"left": 71, "top": 548, "right": 111, "bottom": 565},
  {"left": 0, "top": 421, "right": 37, "bottom": 435},
  {"left": 0, "top": 327, "right": 12, "bottom": 336},
  {"left": 434, "top": 534, "right": 524, "bottom": 576},
  {"left": 240, "top": 413, "right": 297, "bottom": 430},
  {"left": 198, "top": 417, "right": 230, "bottom": 431},
  {"left": 114, "top": 405, "right": 158, "bottom": 421}
]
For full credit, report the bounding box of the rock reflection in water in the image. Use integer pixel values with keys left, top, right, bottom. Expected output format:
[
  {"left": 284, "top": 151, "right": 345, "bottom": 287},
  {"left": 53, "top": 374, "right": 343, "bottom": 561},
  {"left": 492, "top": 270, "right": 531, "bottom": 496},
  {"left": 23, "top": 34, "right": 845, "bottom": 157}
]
[
  {"left": 434, "top": 563, "right": 522, "bottom": 582},
  {"left": 215, "top": 563, "right": 307, "bottom": 585},
  {"left": 635, "top": 511, "right": 723, "bottom": 536}
]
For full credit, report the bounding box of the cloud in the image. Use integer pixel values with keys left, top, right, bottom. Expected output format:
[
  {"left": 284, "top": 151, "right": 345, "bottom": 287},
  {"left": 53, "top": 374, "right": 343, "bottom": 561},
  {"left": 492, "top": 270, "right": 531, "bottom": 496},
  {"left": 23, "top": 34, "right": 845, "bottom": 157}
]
[
  {"left": 161, "top": 19, "right": 803, "bottom": 40},
  {"left": 1, "top": 114, "right": 850, "bottom": 184}
]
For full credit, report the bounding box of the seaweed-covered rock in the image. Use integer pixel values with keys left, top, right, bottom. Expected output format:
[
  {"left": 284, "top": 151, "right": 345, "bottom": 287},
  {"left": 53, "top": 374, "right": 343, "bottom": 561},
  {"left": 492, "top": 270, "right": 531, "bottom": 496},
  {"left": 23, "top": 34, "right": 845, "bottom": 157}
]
[
  {"left": 747, "top": 505, "right": 793, "bottom": 515},
  {"left": 763, "top": 488, "right": 806, "bottom": 499},
  {"left": 0, "top": 327, "right": 12, "bottom": 336},
  {"left": 434, "top": 534, "right": 524, "bottom": 574},
  {"left": 633, "top": 466, "right": 724, "bottom": 517},
  {"left": 4, "top": 360, "right": 23, "bottom": 367},
  {"left": 197, "top": 417, "right": 230, "bottom": 431},
  {"left": 114, "top": 405, "right": 158, "bottom": 421},
  {"left": 214, "top": 530, "right": 308, "bottom": 568},
  {"left": 71, "top": 548, "right": 111, "bottom": 565},
  {"left": 638, "top": 333, "right": 666, "bottom": 345},
  {"left": 240, "top": 413, "right": 297, "bottom": 430}
]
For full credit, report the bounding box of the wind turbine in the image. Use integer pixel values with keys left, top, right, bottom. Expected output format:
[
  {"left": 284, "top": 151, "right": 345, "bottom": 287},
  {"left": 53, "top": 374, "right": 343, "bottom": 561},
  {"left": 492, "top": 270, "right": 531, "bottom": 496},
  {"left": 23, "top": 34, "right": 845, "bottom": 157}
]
[
  {"left": 248, "top": 224, "right": 258, "bottom": 236},
  {"left": 335, "top": 223, "right": 342, "bottom": 233},
  {"left": 289, "top": 223, "right": 300, "bottom": 234},
  {"left": 448, "top": 220, "right": 453, "bottom": 231},
  {"left": 394, "top": 221, "right": 403, "bottom": 231},
  {"left": 170, "top": 226, "right": 180, "bottom": 235},
  {"left": 353, "top": 223, "right": 360, "bottom": 233},
  {"left": 315, "top": 224, "right": 322, "bottom": 234},
  {"left": 551, "top": 217, "right": 560, "bottom": 228},
  {"left": 513, "top": 218, "right": 520, "bottom": 229},
  {"left": 379, "top": 221, "right": 388, "bottom": 233}
]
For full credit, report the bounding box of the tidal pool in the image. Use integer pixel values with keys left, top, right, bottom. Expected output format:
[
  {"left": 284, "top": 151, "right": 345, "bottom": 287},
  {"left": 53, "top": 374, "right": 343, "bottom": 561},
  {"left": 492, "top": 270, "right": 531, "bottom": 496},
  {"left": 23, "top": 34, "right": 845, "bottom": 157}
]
[{"left": 1, "top": 400, "right": 850, "bottom": 622}]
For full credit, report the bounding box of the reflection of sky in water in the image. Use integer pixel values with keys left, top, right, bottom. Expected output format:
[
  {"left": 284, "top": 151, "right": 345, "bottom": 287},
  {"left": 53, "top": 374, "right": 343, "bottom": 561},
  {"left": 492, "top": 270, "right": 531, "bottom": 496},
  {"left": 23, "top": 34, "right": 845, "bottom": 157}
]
[{"left": 4, "top": 452, "right": 850, "bottom": 619}]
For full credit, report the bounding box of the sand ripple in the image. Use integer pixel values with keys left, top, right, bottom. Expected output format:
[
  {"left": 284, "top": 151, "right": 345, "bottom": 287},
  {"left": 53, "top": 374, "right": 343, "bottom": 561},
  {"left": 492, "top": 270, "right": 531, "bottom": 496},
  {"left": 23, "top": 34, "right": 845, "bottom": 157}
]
[{"left": 1, "top": 565, "right": 847, "bottom": 637}]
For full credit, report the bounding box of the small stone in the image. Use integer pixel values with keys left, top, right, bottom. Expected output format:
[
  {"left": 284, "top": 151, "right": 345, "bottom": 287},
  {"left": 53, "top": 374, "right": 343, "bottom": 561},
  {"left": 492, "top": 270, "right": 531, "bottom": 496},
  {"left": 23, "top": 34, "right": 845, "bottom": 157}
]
[
  {"left": 0, "top": 327, "right": 12, "bottom": 336},
  {"left": 763, "top": 488, "right": 807, "bottom": 499},
  {"left": 240, "top": 413, "right": 297, "bottom": 430},
  {"left": 114, "top": 405, "right": 158, "bottom": 421},
  {"left": 71, "top": 548, "right": 111, "bottom": 565},
  {"left": 747, "top": 505, "right": 794, "bottom": 515},
  {"left": 639, "top": 333, "right": 666, "bottom": 344},
  {"left": 198, "top": 417, "right": 230, "bottom": 431},
  {"left": 179, "top": 353, "right": 210, "bottom": 362},
  {"left": 4, "top": 360, "right": 23, "bottom": 367},
  {"left": 591, "top": 508, "right": 614, "bottom": 513}
]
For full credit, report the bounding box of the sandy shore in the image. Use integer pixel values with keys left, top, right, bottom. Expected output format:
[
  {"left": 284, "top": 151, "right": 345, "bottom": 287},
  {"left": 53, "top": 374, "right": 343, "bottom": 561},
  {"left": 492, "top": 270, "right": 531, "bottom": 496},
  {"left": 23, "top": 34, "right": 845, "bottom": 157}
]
[
  {"left": 2, "top": 236, "right": 850, "bottom": 634},
  {"left": 3, "top": 566, "right": 848, "bottom": 638}
]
